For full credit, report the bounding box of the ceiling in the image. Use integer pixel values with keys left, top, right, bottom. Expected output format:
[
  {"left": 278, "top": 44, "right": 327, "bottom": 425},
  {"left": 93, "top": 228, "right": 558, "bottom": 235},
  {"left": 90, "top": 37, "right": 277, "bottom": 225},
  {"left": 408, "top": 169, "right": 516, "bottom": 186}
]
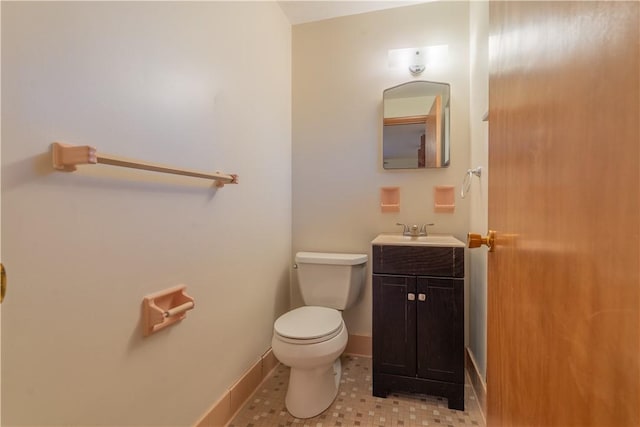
[{"left": 277, "top": 1, "right": 429, "bottom": 25}]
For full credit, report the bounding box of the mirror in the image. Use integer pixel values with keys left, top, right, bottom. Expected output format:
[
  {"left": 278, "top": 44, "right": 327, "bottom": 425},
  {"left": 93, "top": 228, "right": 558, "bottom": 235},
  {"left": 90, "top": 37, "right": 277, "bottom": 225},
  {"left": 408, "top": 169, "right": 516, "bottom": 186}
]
[{"left": 383, "top": 81, "right": 450, "bottom": 169}]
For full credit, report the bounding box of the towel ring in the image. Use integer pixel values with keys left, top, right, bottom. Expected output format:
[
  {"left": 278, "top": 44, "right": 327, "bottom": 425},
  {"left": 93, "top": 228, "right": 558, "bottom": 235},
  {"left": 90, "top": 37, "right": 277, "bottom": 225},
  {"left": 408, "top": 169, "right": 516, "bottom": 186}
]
[{"left": 461, "top": 167, "right": 482, "bottom": 199}]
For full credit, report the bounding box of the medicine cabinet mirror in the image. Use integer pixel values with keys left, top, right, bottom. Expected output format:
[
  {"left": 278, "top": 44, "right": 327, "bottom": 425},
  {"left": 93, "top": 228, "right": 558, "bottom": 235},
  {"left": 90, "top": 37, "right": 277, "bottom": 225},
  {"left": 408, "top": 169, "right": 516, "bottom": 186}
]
[{"left": 383, "top": 81, "right": 450, "bottom": 169}]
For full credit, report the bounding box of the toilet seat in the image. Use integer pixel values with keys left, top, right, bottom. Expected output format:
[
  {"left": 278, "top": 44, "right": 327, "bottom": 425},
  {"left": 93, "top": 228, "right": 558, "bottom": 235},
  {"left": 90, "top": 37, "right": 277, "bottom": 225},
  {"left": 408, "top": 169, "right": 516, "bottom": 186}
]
[{"left": 274, "top": 306, "right": 343, "bottom": 344}]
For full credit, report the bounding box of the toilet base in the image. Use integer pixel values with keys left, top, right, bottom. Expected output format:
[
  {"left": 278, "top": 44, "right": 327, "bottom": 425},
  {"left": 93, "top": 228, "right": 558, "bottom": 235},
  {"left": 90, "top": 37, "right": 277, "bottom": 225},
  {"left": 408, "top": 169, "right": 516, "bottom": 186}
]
[{"left": 285, "top": 358, "right": 342, "bottom": 419}]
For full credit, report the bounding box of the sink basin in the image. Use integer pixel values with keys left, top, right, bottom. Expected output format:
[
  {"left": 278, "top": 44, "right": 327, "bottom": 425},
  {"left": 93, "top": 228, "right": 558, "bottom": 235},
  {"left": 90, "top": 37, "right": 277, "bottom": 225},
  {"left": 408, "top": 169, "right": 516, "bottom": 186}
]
[{"left": 372, "top": 233, "right": 465, "bottom": 248}]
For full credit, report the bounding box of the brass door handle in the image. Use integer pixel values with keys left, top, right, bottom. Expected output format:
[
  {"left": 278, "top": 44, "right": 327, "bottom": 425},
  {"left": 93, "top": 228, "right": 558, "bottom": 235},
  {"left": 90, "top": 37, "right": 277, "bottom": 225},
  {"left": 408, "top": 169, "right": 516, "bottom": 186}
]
[
  {"left": 1, "top": 263, "right": 6, "bottom": 303},
  {"left": 467, "top": 230, "right": 496, "bottom": 252}
]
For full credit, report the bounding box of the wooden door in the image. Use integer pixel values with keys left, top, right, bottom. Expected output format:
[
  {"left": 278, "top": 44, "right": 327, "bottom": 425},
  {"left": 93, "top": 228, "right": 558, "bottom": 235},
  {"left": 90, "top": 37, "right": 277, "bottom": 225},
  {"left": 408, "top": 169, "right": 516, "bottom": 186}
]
[
  {"left": 423, "top": 95, "right": 442, "bottom": 168},
  {"left": 487, "top": 2, "right": 639, "bottom": 426},
  {"left": 0, "top": 65, "right": 2, "bottom": 420}
]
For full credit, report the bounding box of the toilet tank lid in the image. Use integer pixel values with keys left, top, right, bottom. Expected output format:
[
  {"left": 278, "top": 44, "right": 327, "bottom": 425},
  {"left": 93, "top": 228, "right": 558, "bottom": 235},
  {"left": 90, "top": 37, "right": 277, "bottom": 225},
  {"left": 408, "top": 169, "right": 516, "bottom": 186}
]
[{"left": 295, "top": 252, "right": 368, "bottom": 265}]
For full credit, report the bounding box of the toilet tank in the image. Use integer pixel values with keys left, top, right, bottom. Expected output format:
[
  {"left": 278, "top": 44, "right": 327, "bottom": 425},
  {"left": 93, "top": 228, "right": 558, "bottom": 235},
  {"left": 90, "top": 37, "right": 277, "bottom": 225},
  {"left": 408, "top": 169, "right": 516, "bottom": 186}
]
[{"left": 295, "top": 252, "right": 368, "bottom": 310}]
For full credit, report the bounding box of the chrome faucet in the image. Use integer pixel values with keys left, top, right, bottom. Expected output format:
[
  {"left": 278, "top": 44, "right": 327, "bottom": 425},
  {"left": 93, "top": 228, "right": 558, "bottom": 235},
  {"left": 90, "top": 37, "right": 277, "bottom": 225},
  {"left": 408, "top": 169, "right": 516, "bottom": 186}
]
[{"left": 396, "top": 223, "right": 435, "bottom": 237}]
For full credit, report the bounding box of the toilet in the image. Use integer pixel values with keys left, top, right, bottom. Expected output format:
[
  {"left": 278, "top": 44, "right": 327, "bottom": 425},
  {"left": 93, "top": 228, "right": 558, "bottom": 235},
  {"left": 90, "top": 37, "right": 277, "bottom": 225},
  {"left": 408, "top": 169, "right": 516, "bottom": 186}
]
[{"left": 272, "top": 251, "right": 368, "bottom": 419}]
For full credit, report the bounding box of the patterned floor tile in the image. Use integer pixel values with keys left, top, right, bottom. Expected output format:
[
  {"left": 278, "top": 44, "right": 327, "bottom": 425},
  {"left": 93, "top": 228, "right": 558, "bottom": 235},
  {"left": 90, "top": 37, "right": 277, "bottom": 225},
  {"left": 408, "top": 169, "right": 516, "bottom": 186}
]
[{"left": 229, "top": 355, "right": 485, "bottom": 427}]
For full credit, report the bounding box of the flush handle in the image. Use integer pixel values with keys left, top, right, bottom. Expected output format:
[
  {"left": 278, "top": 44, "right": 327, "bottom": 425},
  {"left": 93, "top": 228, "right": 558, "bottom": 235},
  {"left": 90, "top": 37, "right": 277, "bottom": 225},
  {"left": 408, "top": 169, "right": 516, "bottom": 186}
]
[
  {"left": 467, "top": 230, "right": 497, "bottom": 252},
  {"left": 407, "top": 293, "right": 415, "bottom": 301}
]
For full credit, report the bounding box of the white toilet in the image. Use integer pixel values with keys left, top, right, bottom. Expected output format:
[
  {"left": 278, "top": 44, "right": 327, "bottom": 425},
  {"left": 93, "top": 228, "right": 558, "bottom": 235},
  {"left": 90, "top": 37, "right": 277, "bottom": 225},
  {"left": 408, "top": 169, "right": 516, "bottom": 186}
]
[{"left": 272, "top": 251, "right": 368, "bottom": 419}]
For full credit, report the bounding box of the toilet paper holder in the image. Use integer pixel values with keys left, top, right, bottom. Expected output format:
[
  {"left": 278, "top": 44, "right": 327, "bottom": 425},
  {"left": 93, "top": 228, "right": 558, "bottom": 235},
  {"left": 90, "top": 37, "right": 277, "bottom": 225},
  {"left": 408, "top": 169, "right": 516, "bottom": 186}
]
[{"left": 143, "top": 285, "right": 195, "bottom": 336}]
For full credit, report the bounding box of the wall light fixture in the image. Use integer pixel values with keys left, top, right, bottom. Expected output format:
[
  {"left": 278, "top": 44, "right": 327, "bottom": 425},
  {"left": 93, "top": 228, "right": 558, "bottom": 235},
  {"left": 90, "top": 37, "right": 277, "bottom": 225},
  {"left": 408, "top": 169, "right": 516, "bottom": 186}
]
[{"left": 388, "top": 45, "right": 448, "bottom": 75}]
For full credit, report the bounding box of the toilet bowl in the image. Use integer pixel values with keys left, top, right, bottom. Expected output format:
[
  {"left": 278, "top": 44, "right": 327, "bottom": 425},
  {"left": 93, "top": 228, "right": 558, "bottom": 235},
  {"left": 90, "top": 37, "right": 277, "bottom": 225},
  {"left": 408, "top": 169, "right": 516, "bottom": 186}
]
[
  {"left": 272, "top": 252, "right": 367, "bottom": 419},
  {"left": 272, "top": 306, "right": 348, "bottom": 418}
]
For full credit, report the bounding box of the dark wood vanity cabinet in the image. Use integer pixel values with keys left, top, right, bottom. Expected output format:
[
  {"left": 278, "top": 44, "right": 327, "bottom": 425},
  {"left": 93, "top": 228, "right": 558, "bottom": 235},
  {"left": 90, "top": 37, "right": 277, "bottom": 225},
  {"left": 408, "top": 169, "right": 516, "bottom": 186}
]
[{"left": 372, "top": 244, "right": 465, "bottom": 410}]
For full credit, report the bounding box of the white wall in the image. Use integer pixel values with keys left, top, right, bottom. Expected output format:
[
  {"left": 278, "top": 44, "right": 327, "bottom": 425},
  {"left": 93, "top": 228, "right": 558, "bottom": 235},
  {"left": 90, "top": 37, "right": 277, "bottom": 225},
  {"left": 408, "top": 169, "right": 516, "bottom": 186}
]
[
  {"left": 468, "top": 1, "right": 490, "bottom": 379},
  {"left": 1, "top": 2, "right": 291, "bottom": 425},
  {"left": 292, "top": 2, "right": 470, "bottom": 337}
]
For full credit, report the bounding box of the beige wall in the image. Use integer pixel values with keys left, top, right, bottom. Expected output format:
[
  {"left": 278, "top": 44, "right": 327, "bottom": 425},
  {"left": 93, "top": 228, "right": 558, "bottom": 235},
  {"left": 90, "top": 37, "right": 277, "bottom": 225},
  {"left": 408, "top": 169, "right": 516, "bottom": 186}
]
[
  {"left": 468, "top": 0, "right": 489, "bottom": 380},
  {"left": 292, "top": 2, "right": 471, "bottom": 336},
  {"left": 1, "top": 2, "right": 291, "bottom": 425}
]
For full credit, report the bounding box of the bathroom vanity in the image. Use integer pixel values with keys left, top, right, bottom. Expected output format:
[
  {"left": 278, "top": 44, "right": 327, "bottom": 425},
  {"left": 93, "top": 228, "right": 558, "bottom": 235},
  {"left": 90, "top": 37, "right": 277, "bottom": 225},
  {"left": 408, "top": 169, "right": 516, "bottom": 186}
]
[{"left": 371, "top": 233, "right": 465, "bottom": 410}]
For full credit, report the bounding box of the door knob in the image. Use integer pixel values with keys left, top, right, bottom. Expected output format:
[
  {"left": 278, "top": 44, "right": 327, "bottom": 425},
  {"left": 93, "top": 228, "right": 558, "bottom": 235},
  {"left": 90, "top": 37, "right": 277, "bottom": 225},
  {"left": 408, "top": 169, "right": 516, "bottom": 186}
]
[{"left": 467, "top": 230, "right": 496, "bottom": 252}]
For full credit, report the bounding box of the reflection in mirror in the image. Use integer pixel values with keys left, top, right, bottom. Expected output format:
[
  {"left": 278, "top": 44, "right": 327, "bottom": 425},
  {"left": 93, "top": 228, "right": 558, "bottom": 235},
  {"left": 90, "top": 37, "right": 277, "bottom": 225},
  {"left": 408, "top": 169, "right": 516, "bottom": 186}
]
[{"left": 383, "top": 81, "right": 450, "bottom": 169}]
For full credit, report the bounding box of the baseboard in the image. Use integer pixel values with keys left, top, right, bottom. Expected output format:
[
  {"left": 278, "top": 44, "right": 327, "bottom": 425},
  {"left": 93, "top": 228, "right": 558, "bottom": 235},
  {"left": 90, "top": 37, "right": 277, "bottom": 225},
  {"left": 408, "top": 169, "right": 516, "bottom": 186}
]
[
  {"left": 195, "top": 334, "right": 371, "bottom": 426},
  {"left": 195, "top": 348, "right": 279, "bottom": 427},
  {"left": 465, "top": 347, "right": 486, "bottom": 422},
  {"left": 344, "top": 334, "right": 372, "bottom": 357}
]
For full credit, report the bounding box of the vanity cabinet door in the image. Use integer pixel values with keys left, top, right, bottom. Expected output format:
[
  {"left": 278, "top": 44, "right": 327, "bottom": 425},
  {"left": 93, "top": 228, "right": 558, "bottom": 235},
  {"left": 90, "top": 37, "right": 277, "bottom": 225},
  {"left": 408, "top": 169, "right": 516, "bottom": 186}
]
[
  {"left": 373, "top": 274, "right": 416, "bottom": 377},
  {"left": 416, "top": 277, "right": 464, "bottom": 384}
]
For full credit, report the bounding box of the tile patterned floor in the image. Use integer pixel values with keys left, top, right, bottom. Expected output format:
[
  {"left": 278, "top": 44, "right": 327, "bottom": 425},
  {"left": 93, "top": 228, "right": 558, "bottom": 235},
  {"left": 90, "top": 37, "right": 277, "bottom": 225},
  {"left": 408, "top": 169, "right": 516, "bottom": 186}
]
[{"left": 229, "top": 355, "right": 486, "bottom": 427}]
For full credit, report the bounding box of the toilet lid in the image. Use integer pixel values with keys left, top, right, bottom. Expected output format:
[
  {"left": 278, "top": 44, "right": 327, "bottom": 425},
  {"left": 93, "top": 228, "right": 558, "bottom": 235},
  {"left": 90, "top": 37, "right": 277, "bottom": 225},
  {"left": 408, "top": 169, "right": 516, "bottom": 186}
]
[{"left": 274, "top": 306, "right": 343, "bottom": 341}]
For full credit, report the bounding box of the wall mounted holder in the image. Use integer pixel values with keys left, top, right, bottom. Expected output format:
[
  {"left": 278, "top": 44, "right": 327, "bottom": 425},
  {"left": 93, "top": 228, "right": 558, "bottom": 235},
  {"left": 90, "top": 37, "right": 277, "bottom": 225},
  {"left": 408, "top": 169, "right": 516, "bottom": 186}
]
[
  {"left": 143, "top": 285, "right": 195, "bottom": 337},
  {"left": 380, "top": 187, "right": 400, "bottom": 212},
  {"left": 434, "top": 185, "right": 455, "bottom": 213},
  {"left": 51, "top": 142, "right": 238, "bottom": 187}
]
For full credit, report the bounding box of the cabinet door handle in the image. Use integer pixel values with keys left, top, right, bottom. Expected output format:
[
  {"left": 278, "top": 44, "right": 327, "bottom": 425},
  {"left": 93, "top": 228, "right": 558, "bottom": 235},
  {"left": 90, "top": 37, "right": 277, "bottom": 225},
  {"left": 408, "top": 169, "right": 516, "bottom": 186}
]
[
  {"left": 418, "top": 293, "right": 426, "bottom": 301},
  {"left": 407, "top": 293, "right": 416, "bottom": 301}
]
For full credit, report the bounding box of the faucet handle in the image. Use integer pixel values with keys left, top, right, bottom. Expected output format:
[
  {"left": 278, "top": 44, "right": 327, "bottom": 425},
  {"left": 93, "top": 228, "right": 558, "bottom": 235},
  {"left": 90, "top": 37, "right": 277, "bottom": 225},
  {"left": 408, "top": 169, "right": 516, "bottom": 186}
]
[
  {"left": 396, "top": 223, "right": 410, "bottom": 235},
  {"left": 420, "top": 223, "right": 435, "bottom": 235}
]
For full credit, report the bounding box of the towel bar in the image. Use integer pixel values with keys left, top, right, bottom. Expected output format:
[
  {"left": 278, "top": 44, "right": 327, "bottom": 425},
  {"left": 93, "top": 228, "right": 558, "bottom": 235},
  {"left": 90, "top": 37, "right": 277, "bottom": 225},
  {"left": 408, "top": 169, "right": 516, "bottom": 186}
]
[{"left": 51, "top": 142, "right": 238, "bottom": 187}]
